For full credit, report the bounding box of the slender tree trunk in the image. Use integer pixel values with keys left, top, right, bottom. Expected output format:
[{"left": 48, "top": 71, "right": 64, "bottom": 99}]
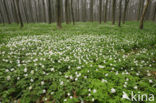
[
  {"left": 0, "top": 10, "right": 5, "bottom": 25},
  {"left": 65, "top": 0, "right": 69, "bottom": 24},
  {"left": 56, "top": 0, "right": 62, "bottom": 29},
  {"left": 152, "top": 3, "right": 156, "bottom": 21},
  {"left": 123, "top": 0, "right": 129, "bottom": 24},
  {"left": 99, "top": 0, "right": 102, "bottom": 24},
  {"left": 104, "top": 0, "right": 108, "bottom": 23},
  {"left": 71, "top": 0, "right": 75, "bottom": 25},
  {"left": 22, "top": 0, "right": 28, "bottom": 23},
  {"left": 139, "top": 0, "right": 150, "bottom": 29},
  {"left": 3, "top": 0, "right": 11, "bottom": 24},
  {"left": 137, "top": 0, "right": 141, "bottom": 21},
  {"left": 112, "top": 0, "right": 116, "bottom": 25},
  {"left": 11, "top": 0, "right": 19, "bottom": 23},
  {"left": 47, "top": 0, "right": 52, "bottom": 24},
  {"left": 118, "top": 0, "right": 122, "bottom": 27},
  {"left": 16, "top": 0, "right": 24, "bottom": 27},
  {"left": 90, "top": 0, "right": 93, "bottom": 22}
]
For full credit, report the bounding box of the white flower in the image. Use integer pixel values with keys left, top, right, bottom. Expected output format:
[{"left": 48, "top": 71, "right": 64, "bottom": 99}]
[
  {"left": 101, "top": 79, "right": 107, "bottom": 83},
  {"left": 51, "top": 68, "right": 54, "bottom": 72},
  {"left": 24, "top": 68, "right": 27, "bottom": 72},
  {"left": 105, "top": 73, "right": 108, "bottom": 76},
  {"left": 43, "top": 89, "right": 46, "bottom": 93},
  {"left": 41, "top": 81, "right": 44, "bottom": 85},
  {"left": 70, "top": 96, "right": 72, "bottom": 99},
  {"left": 75, "top": 78, "right": 78, "bottom": 81},
  {"left": 111, "top": 88, "right": 116, "bottom": 93},
  {"left": 124, "top": 84, "right": 127, "bottom": 88},
  {"left": 44, "top": 98, "right": 47, "bottom": 101},
  {"left": 93, "top": 89, "right": 96, "bottom": 93},
  {"left": 31, "top": 70, "right": 34, "bottom": 74},
  {"left": 149, "top": 80, "right": 153, "bottom": 83},
  {"left": 7, "top": 76, "right": 11, "bottom": 80},
  {"left": 67, "top": 93, "right": 70, "bottom": 96},
  {"left": 92, "top": 98, "right": 95, "bottom": 101},
  {"left": 5, "top": 69, "right": 9, "bottom": 72},
  {"left": 51, "top": 92, "right": 54, "bottom": 95},
  {"left": 30, "top": 79, "right": 34, "bottom": 82},
  {"left": 147, "top": 73, "right": 151, "bottom": 76},
  {"left": 134, "top": 86, "right": 138, "bottom": 90},
  {"left": 60, "top": 81, "right": 64, "bottom": 85},
  {"left": 122, "top": 91, "right": 130, "bottom": 100},
  {"left": 98, "top": 65, "right": 104, "bottom": 69},
  {"left": 29, "top": 86, "right": 32, "bottom": 90},
  {"left": 88, "top": 93, "right": 91, "bottom": 96},
  {"left": 64, "top": 99, "right": 67, "bottom": 101}
]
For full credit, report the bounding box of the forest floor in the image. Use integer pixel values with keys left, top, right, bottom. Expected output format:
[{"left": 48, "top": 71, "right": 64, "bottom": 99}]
[{"left": 0, "top": 22, "right": 156, "bottom": 103}]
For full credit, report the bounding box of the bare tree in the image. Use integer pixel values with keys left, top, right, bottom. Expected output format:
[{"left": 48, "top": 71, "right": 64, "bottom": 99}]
[
  {"left": 104, "top": 0, "right": 108, "bottom": 23},
  {"left": 118, "top": 0, "right": 122, "bottom": 27},
  {"left": 16, "top": 0, "right": 24, "bottom": 27},
  {"left": 152, "top": 2, "right": 156, "bottom": 21},
  {"left": 123, "top": 0, "right": 129, "bottom": 24},
  {"left": 90, "top": 0, "right": 93, "bottom": 22},
  {"left": 112, "top": 0, "right": 116, "bottom": 25},
  {"left": 71, "top": 0, "right": 75, "bottom": 25},
  {"left": 65, "top": 0, "right": 69, "bottom": 24},
  {"left": 99, "top": 0, "right": 102, "bottom": 24},
  {"left": 140, "top": 0, "right": 150, "bottom": 29},
  {"left": 3, "top": 0, "right": 11, "bottom": 24},
  {"left": 56, "top": 0, "right": 62, "bottom": 29},
  {"left": 47, "top": 0, "right": 52, "bottom": 23}
]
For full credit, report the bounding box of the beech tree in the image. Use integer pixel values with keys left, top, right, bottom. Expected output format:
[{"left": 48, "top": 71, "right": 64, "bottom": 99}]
[
  {"left": 71, "top": 0, "right": 75, "bottom": 25},
  {"left": 112, "top": 0, "right": 116, "bottom": 25},
  {"left": 118, "top": 0, "right": 122, "bottom": 27},
  {"left": 104, "top": 0, "right": 108, "bottom": 23},
  {"left": 99, "top": 0, "right": 102, "bottom": 24},
  {"left": 140, "top": 0, "right": 150, "bottom": 29},
  {"left": 16, "top": 0, "right": 24, "bottom": 27},
  {"left": 56, "top": 0, "right": 62, "bottom": 29},
  {"left": 123, "top": 0, "right": 129, "bottom": 24}
]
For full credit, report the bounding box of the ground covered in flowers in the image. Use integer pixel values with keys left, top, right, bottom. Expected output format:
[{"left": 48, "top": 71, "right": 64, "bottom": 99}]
[{"left": 0, "top": 22, "right": 156, "bottom": 103}]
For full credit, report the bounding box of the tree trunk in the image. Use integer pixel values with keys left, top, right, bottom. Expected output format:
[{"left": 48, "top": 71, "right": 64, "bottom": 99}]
[
  {"left": 48, "top": 0, "right": 52, "bottom": 24},
  {"left": 99, "top": 0, "right": 102, "bottom": 24},
  {"left": 3, "top": 0, "right": 11, "bottom": 24},
  {"left": 152, "top": 2, "right": 156, "bottom": 21},
  {"left": 65, "top": 0, "right": 69, "bottom": 24},
  {"left": 139, "top": 0, "right": 150, "bottom": 29},
  {"left": 104, "top": 0, "right": 108, "bottom": 23},
  {"left": 118, "top": 0, "right": 122, "bottom": 27},
  {"left": 90, "top": 0, "right": 93, "bottom": 22},
  {"left": 123, "top": 0, "right": 129, "bottom": 24},
  {"left": 16, "top": 0, "right": 24, "bottom": 27},
  {"left": 112, "top": 0, "right": 116, "bottom": 25},
  {"left": 71, "top": 0, "right": 75, "bottom": 25},
  {"left": 56, "top": 0, "right": 62, "bottom": 29}
]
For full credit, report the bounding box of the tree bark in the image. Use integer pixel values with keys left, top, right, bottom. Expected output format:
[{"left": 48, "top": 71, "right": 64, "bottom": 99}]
[
  {"left": 123, "top": 0, "right": 129, "bottom": 24},
  {"left": 104, "top": 0, "right": 108, "bottom": 23},
  {"left": 65, "top": 0, "right": 69, "bottom": 24},
  {"left": 90, "top": 0, "right": 93, "bottom": 22},
  {"left": 118, "top": 0, "right": 122, "bottom": 27},
  {"left": 3, "top": 0, "right": 11, "bottom": 24},
  {"left": 152, "top": 2, "right": 156, "bottom": 21},
  {"left": 16, "top": 0, "right": 24, "bottom": 27},
  {"left": 99, "top": 0, "right": 102, "bottom": 24},
  {"left": 71, "top": 0, "right": 75, "bottom": 25},
  {"left": 56, "top": 0, "right": 62, "bottom": 29},
  {"left": 48, "top": 0, "right": 52, "bottom": 24},
  {"left": 139, "top": 0, "right": 150, "bottom": 29},
  {"left": 112, "top": 0, "right": 116, "bottom": 25}
]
